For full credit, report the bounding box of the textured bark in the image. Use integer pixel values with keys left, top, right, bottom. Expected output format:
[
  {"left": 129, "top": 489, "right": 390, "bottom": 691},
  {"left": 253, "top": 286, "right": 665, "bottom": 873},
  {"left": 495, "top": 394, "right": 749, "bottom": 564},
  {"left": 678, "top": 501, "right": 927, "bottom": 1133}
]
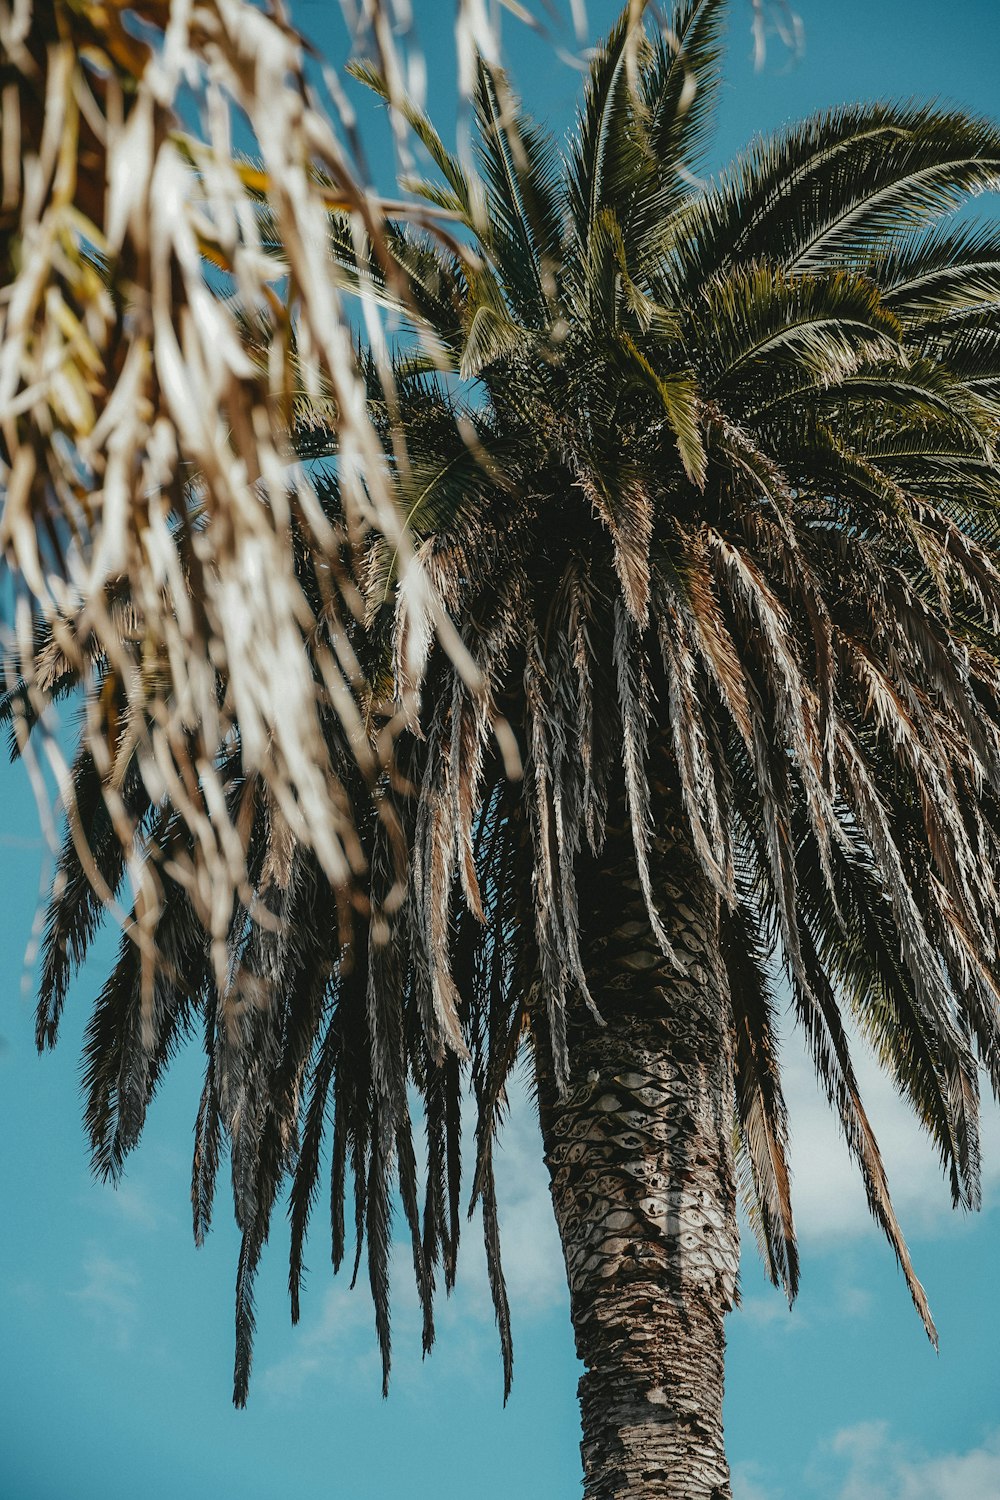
[{"left": 535, "top": 815, "right": 739, "bottom": 1500}]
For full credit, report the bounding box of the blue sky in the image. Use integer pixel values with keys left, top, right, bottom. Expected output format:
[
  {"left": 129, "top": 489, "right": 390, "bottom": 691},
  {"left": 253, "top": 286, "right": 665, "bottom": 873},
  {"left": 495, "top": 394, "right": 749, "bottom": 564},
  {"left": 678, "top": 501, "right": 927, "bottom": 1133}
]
[{"left": 3, "top": 3, "right": 1000, "bottom": 1497}]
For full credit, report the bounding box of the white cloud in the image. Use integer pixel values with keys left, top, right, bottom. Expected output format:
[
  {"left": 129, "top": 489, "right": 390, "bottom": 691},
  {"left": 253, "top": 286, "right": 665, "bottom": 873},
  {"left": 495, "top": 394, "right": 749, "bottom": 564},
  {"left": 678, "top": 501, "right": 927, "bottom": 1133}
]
[
  {"left": 260, "top": 1070, "right": 567, "bottom": 1401},
  {"left": 470, "top": 1071, "right": 568, "bottom": 1315},
  {"left": 737, "top": 1293, "right": 800, "bottom": 1330},
  {"left": 95, "top": 1177, "right": 166, "bottom": 1233},
  {"left": 261, "top": 1029, "right": 1000, "bottom": 1397},
  {"left": 732, "top": 1460, "right": 776, "bottom": 1500},
  {"left": 821, "top": 1421, "right": 1000, "bottom": 1500},
  {"left": 737, "top": 1273, "right": 874, "bottom": 1335},
  {"left": 496, "top": 1019, "right": 1000, "bottom": 1286},
  {"left": 835, "top": 1281, "right": 874, "bottom": 1319},
  {"left": 734, "top": 1424, "right": 1000, "bottom": 1500},
  {"left": 260, "top": 1281, "right": 382, "bottom": 1400},
  {"left": 68, "top": 1247, "right": 141, "bottom": 1350},
  {"left": 776, "top": 1018, "right": 1000, "bottom": 1248}
]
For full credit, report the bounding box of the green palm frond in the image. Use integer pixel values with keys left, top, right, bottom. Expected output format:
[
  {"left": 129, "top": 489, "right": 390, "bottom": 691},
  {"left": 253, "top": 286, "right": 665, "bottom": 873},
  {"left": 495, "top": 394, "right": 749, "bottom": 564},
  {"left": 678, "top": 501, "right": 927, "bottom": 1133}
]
[
  {"left": 566, "top": 3, "right": 655, "bottom": 256},
  {"left": 871, "top": 219, "right": 1000, "bottom": 320},
  {"left": 474, "top": 59, "right": 564, "bottom": 322},
  {"left": 694, "top": 265, "right": 906, "bottom": 398},
  {"left": 459, "top": 268, "right": 537, "bottom": 378},
  {"left": 639, "top": 0, "right": 726, "bottom": 196},
  {"left": 672, "top": 103, "right": 1000, "bottom": 283},
  {"left": 346, "top": 60, "right": 481, "bottom": 228}
]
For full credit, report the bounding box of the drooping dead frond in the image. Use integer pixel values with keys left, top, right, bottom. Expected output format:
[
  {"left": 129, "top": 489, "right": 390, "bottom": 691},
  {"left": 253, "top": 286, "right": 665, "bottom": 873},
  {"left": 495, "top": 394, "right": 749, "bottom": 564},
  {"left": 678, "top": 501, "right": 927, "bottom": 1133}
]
[{"left": 0, "top": 0, "right": 568, "bottom": 958}]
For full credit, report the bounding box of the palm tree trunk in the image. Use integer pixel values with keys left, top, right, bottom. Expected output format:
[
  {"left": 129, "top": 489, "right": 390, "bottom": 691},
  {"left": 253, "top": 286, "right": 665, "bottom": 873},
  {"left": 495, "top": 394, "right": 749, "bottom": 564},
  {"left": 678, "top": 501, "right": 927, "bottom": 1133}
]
[{"left": 534, "top": 814, "right": 739, "bottom": 1500}]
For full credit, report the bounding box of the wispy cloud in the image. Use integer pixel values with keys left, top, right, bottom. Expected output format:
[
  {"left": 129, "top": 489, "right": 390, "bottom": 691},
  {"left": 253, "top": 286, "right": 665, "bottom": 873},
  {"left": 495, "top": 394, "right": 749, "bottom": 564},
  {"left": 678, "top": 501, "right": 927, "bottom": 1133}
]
[
  {"left": 732, "top": 1459, "right": 776, "bottom": 1500},
  {"left": 260, "top": 1071, "right": 567, "bottom": 1402},
  {"left": 775, "top": 1017, "right": 1000, "bottom": 1249},
  {"left": 819, "top": 1420, "right": 1000, "bottom": 1500},
  {"left": 458, "top": 1071, "right": 568, "bottom": 1318},
  {"left": 735, "top": 1423, "right": 1000, "bottom": 1500},
  {"left": 260, "top": 1280, "right": 382, "bottom": 1400},
  {"left": 737, "top": 1293, "right": 800, "bottom": 1331},
  {"left": 0, "top": 832, "right": 44, "bottom": 849},
  {"left": 68, "top": 1247, "right": 141, "bottom": 1351},
  {"left": 737, "top": 1275, "right": 872, "bottom": 1333},
  {"left": 264, "top": 1028, "right": 999, "bottom": 1402},
  {"left": 95, "top": 1177, "right": 167, "bottom": 1233}
]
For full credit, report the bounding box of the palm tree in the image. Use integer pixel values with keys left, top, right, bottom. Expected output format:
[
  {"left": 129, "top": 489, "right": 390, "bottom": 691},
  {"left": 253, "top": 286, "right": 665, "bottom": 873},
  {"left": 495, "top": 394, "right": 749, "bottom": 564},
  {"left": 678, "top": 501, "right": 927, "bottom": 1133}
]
[{"left": 12, "top": 3, "right": 1000, "bottom": 1496}]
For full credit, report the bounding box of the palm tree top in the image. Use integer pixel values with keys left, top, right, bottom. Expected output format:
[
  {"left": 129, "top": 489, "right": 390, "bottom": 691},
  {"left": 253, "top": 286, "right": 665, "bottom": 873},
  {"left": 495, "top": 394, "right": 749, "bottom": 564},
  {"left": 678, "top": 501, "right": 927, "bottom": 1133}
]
[
  {"left": 341, "top": 0, "right": 1000, "bottom": 1348},
  {"left": 11, "top": 0, "right": 1000, "bottom": 1418}
]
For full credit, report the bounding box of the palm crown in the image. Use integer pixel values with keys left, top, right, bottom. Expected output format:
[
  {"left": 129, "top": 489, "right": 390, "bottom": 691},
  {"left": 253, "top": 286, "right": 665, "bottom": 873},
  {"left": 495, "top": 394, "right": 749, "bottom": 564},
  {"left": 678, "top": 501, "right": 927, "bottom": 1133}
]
[
  {"left": 11, "top": 2, "right": 1000, "bottom": 1487},
  {"left": 352, "top": 0, "right": 1000, "bottom": 1327}
]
